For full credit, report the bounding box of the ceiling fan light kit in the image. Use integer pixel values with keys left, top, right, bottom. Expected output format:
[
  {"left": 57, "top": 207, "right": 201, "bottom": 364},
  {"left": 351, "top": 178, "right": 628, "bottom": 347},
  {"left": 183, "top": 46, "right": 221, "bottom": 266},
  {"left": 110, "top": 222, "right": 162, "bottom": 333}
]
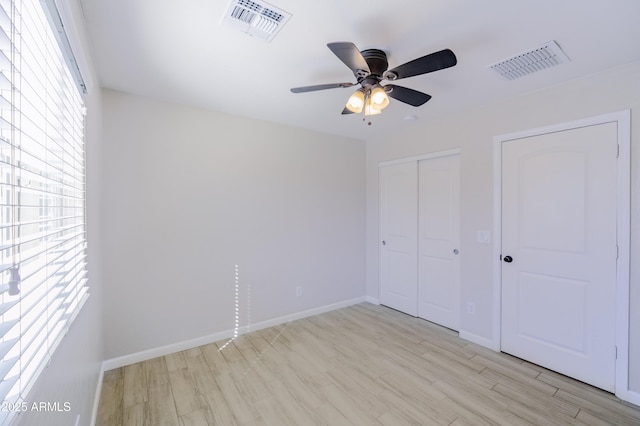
[
  {"left": 370, "top": 85, "right": 390, "bottom": 110},
  {"left": 363, "top": 97, "right": 382, "bottom": 116},
  {"left": 291, "top": 42, "right": 457, "bottom": 119},
  {"left": 346, "top": 89, "right": 365, "bottom": 113},
  {"left": 345, "top": 86, "right": 390, "bottom": 115}
]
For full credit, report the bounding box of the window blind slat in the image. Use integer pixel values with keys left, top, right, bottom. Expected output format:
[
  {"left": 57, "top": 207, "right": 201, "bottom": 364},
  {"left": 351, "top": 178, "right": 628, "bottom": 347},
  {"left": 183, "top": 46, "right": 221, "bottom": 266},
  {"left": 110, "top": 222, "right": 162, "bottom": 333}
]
[
  {"left": 0, "top": 318, "right": 17, "bottom": 340},
  {"left": 0, "top": 361, "right": 18, "bottom": 400},
  {"left": 0, "top": 297, "right": 16, "bottom": 315},
  {"left": 0, "top": 336, "right": 16, "bottom": 362}
]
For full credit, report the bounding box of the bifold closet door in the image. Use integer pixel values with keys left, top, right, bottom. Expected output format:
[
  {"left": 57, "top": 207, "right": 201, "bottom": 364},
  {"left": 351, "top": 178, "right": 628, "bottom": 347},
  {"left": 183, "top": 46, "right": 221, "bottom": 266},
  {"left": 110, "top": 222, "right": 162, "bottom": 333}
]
[
  {"left": 379, "top": 162, "right": 418, "bottom": 316},
  {"left": 418, "top": 154, "right": 460, "bottom": 330}
]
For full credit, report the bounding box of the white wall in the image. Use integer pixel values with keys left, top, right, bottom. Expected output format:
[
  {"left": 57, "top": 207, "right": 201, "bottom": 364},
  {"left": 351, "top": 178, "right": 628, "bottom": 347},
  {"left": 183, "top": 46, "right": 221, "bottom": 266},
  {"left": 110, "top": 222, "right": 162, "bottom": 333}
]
[
  {"left": 366, "top": 61, "right": 640, "bottom": 394},
  {"left": 101, "top": 90, "right": 366, "bottom": 359},
  {"left": 13, "top": 0, "right": 104, "bottom": 424}
]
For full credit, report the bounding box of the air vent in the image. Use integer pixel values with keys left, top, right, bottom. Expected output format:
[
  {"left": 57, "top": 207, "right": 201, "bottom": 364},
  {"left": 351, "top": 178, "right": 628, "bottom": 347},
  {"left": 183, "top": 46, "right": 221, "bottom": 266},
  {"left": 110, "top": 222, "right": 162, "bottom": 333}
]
[
  {"left": 222, "top": 0, "right": 291, "bottom": 42},
  {"left": 489, "top": 40, "right": 570, "bottom": 80}
]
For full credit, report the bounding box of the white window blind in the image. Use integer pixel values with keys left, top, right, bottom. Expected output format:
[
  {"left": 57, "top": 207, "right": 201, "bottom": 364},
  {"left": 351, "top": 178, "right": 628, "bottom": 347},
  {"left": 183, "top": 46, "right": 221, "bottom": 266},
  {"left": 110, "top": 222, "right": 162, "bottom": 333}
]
[{"left": 0, "top": 0, "right": 88, "bottom": 419}]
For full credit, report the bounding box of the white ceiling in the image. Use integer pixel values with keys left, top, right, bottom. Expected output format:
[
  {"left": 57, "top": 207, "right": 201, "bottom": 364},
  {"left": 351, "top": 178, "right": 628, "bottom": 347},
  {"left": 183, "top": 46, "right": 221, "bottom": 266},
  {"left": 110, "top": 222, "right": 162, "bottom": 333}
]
[{"left": 78, "top": 0, "right": 640, "bottom": 140}]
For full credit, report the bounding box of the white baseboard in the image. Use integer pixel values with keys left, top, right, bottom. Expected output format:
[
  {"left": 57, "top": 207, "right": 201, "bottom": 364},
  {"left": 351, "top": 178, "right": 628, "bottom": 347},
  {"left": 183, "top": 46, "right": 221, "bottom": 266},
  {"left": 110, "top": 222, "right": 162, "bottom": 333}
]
[
  {"left": 365, "top": 296, "right": 379, "bottom": 305},
  {"left": 459, "top": 330, "right": 499, "bottom": 351},
  {"left": 101, "top": 330, "right": 232, "bottom": 372},
  {"left": 101, "top": 296, "right": 367, "bottom": 372},
  {"left": 618, "top": 389, "right": 640, "bottom": 407},
  {"left": 89, "top": 364, "right": 105, "bottom": 426}
]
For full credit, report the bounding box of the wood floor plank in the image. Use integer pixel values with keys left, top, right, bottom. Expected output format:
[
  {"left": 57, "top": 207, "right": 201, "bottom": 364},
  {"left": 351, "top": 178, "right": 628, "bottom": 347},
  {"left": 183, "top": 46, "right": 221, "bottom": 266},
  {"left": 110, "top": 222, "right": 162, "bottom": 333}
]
[
  {"left": 200, "top": 387, "right": 238, "bottom": 426},
  {"left": 216, "top": 340, "right": 247, "bottom": 368},
  {"left": 375, "top": 387, "right": 452, "bottom": 425},
  {"left": 146, "top": 382, "right": 179, "bottom": 426},
  {"left": 482, "top": 368, "right": 579, "bottom": 417},
  {"left": 432, "top": 378, "right": 521, "bottom": 425},
  {"left": 377, "top": 365, "right": 445, "bottom": 405},
  {"left": 378, "top": 409, "right": 435, "bottom": 426},
  {"left": 267, "top": 379, "right": 317, "bottom": 424},
  {"left": 96, "top": 368, "right": 124, "bottom": 426},
  {"left": 576, "top": 408, "right": 624, "bottom": 426},
  {"left": 438, "top": 397, "right": 505, "bottom": 426},
  {"left": 253, "top": 395, "right": 297, "bottom": 426},
  {"left": 122, "top": 403, "right": 144, "bottom": 426},
  {"left": 168, "top": 367, "right": 204, "bottom": 417},
  {"left": 123, "top": 363, "right": 147, "bottom": 409},
  {"left": 228, "top": 363, "right": 273, "bottom": 404},
  {"left": 472, "top": 352, "right": 544, "bottom": 380},
  {"left": 555, "top": 389, "right": 640, "bottom": 426},
  {"left": 179, "top": 407, "right": 213, "bottom": 426},
  {"left": 308, "top": 402, "right": 352, "bottom": 426},
  {"left": 184, "top": 348, "right": 219, "bottom": 395},
  {"left": 214, "top": 372, "right": 260, "bottom": 424},
  {"left": 200, "top": 342, "right": 230, "bottom": 375},
  {"left": 144, "top": 356, "right": 170, "bottom": 389},
  {"left": 97, "top": 303, "right": 640, "bottom": 425},
  {"left": 285, "top": 348, "right": 334, "bottom": 389},
  {"left": 164, "top": 350, "right": 188, "bottom": 372},
  {"left": 274, "top": 362, "right": 326, "bottom": 411},
  {"left": 320, "top": 383, "right": 384, "bottom": 425},
  {"left": 491, "top": 383, "right": 583, "bottom": 425},
  {"left": 325, "top": 366, "right": 389, "bottom": 419}
]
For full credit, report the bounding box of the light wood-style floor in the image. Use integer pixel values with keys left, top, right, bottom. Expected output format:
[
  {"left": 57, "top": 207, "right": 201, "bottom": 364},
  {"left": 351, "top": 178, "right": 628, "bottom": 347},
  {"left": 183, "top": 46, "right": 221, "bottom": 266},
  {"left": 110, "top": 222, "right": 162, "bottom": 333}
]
[{"left": 96, "top": 303, "right": 640, "bottom": 425}]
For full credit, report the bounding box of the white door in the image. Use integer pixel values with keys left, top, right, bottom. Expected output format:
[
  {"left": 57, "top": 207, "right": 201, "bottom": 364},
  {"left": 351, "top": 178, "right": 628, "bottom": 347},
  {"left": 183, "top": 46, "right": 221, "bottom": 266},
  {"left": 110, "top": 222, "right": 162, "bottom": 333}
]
[
  {"left": 418, "top": 154, "right": 460, "bottom": 330},
  {"left": 379, "top": 162, "right": 418, "bottom": 316},
  {"left": 501, "top": 122, "right": 618, "bottom": 392}
]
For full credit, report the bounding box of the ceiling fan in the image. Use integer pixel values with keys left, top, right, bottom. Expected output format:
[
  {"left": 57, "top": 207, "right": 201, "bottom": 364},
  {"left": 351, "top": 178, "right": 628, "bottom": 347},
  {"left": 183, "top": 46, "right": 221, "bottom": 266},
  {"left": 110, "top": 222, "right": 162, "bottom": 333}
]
[{"left": 290, "top": 42, "right": 457, "bottom": 116}]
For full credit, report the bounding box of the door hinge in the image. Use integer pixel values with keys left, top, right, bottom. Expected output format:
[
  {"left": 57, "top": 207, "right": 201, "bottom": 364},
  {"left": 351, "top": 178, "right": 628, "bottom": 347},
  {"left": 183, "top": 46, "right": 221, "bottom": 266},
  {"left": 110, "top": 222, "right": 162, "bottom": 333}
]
[
  {"left": 615, "top": 345, "right": 618, "bottom": 359},
  {"left": 617, "top": 144, "right": 620, "bottom": 158}
]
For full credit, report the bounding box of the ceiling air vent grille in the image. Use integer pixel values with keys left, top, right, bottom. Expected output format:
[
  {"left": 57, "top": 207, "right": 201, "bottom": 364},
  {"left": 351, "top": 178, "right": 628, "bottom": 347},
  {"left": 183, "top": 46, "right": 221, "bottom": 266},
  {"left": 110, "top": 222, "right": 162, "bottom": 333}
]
[
  {"left": 489, "top": 40, "right": 570, "bottom": 80},
  {"left": 222, "top": 0, "right": 291, "bottom": 42}
]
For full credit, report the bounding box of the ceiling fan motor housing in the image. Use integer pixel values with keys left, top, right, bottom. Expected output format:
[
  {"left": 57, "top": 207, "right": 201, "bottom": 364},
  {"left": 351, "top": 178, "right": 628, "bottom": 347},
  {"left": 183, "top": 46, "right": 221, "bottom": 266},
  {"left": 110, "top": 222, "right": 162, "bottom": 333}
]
[{"left": 359, "top": 49, "right": 388, "bottom": 81}]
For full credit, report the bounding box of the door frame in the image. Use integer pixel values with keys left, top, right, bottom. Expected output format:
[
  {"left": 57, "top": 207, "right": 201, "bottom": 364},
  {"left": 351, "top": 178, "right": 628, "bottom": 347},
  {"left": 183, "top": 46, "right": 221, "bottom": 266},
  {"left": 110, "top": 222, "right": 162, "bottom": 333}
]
[
  {"left": 378, "top": 148, "right": 461, "bottom": 168},
  {"left": 492, "top": 110, "right": 630, "bottom": 399}
]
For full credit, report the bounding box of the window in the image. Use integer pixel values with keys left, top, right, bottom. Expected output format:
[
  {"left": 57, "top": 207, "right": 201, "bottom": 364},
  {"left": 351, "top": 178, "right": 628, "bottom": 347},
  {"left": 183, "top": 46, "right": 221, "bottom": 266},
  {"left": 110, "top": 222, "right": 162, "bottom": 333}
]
[{"left": 0, "top": 0, "right": 88, "bottom": 420}]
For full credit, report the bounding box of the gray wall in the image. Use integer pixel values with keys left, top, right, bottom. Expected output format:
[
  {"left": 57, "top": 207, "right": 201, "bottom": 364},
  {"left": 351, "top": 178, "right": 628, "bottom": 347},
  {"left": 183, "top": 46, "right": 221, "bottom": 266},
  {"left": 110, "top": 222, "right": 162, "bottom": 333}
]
[
  {"left": 365, "top": 60, "right": 640, "bottom": 395},
  {"left": 101, "top": 90, "right": 367, "bottom": 359}
]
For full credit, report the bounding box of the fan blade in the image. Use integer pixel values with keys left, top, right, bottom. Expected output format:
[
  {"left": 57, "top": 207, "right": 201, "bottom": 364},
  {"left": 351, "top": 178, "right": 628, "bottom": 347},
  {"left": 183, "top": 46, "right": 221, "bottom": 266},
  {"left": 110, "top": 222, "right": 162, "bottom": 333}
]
[
  {"left": 327, "top": 42, "right": 370, "bottom": 74},
  {"left": 387, "top": 49, "right": 457, "bottom": 80},
  {"left": 385, "top": 85, "right": 432, "bottom": 106},
  {"left": 290, "top": 82, "right": 354, "bottom": 93},
  {"left": 341, "top": 107, "right": 354, "bottom": 115}
]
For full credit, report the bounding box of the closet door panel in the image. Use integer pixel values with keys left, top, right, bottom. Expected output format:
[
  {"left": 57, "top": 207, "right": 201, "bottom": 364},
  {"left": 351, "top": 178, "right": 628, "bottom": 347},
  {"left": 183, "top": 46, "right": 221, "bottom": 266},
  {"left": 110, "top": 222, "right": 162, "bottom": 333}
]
[
  {"left": 418, "top": 154, "right": 461, "bottom": 330},
  {"left": 379, "top": 162, "right": 418, "bottom": 316}
]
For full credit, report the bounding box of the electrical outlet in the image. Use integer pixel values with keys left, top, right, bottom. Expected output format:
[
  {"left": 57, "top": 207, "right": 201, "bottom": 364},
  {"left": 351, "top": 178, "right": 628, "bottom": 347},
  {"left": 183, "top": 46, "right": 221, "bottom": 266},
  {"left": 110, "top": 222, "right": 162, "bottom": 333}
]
[
  {"left": 467, "top": 302, "right": 475, "bottom": 315},
  {"left": 296, "top": 286, "right": 302, "bottom": 297}
]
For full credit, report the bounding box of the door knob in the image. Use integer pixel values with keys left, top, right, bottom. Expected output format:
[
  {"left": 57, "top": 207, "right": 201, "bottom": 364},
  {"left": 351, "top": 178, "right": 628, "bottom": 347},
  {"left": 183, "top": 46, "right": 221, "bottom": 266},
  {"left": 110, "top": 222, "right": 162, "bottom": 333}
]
[
  {"left": 382, "top": 240, "right": 386, "bottom": 246},
  {"left": 503, "top": 255, "right": 513, "bottom": 263},
  {"left": 453, "top": 249, "right": 459, "bottom": 255}
]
